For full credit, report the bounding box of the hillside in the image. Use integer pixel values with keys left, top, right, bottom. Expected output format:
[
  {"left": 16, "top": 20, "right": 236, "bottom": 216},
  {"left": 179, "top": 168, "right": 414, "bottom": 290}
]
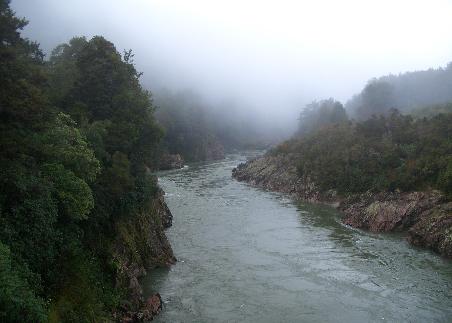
[{"left": 346, "top": 63, "right": 452, "bottom": 119}]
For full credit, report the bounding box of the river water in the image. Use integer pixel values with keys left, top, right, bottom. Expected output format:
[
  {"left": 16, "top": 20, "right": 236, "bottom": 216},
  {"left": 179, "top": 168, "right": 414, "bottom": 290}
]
[{"left": 145, "top": 153, "right": 452, "bottom": 323}]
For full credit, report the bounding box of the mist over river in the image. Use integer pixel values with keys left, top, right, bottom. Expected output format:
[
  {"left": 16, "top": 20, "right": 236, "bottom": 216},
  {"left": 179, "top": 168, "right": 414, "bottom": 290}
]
[{"left": 145, "top": 153, "right": 452, "bottom": 323}]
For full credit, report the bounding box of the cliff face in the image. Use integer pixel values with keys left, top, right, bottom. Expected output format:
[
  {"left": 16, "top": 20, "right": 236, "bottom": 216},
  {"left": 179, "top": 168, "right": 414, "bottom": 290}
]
[
  {"left": 112, "top": 189, "right": 175, "bottom": 321},
  {"left": 233, "top": 154, "right": 452, "bottom": 258}
]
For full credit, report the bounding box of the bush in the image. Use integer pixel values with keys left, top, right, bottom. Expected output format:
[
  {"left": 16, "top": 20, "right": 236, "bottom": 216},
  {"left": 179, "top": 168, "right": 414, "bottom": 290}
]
[
  {"left": 291, "top": 110, "right": 452, "bottom": 195},
  {"left": 0, "top": 242, "right": 47, "bottom": 322}
]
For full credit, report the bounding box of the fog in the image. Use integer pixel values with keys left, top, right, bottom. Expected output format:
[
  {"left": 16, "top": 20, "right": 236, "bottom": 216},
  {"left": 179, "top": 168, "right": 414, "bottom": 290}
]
[{"left": 11, "top": 0, "right": 452, "bottom": 136}]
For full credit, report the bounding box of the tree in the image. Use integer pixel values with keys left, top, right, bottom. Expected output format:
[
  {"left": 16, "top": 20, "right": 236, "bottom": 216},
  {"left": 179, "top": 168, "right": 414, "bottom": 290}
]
[
  {"left": 297, "top": 98, "right": 348, "bottom": 136},
  {"left": 355, "top": 80, "right": 396, "bottom": 120}
]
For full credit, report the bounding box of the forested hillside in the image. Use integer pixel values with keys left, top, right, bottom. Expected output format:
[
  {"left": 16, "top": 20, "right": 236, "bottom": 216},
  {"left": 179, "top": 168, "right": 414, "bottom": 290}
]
[
  {"left": 346, "top": 63, "right": 452, "bottom": 119},
  {"left": 287, "top": 63, "right": 452, "bottom": 196},
  {"left": 281, "top": 109, "right": 452, "bottom": 196},
  {"left": 0, "top": 1, "right": 173, "bottom": 321}
]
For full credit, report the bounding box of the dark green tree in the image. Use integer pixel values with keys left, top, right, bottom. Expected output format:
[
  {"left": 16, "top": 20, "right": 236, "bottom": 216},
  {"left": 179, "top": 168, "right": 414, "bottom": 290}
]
[
  {"left": 355, "top": 80, "right": 396, "bottom": 120},
  {"left": 297, "top": 98, "right": 348, "bottom": 136}
]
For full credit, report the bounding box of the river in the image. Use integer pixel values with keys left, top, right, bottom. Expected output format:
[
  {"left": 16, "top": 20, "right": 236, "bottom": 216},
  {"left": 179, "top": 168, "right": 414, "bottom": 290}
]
[{"left": 145, "top": 153, "right": 452, "bottom": 322}]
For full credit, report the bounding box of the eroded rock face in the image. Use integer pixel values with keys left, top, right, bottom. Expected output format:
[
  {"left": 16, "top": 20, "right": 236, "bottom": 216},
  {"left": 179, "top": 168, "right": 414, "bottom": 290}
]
[
  {"left": 232, "top": 154, "right": 337, "bottom": 204},
  {"left": 120, "top": 294, "right": 163, "bottom": 322},
  {"left": 112, "top": 190, "right": 175, "bottom": 321},
  {"left": 408, "top": 202, "right": 452, "bottom": 258},
  {"left": 155, "top": 188, "right": 173, "bottom": 228},
  {"left": 233, "top": 153, "right": 451, "bottom": 258},
  {"left": 339, "top": 191, "right": 444, "bottom": 232}
]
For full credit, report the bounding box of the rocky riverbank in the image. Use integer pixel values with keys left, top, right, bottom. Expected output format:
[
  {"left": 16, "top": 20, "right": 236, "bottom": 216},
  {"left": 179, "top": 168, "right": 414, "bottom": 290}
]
[
  {"left": 159, "top": 153, "right": 185, "bottom": 170},
  {"left": 233, "top": 154, "right": 452, "bottom": 258},
  {"left": 113, "top": 188, "right": 176, "bottom": 322},
  {"left": 232, "top": 153, "right": 337, "bottom": 204}
]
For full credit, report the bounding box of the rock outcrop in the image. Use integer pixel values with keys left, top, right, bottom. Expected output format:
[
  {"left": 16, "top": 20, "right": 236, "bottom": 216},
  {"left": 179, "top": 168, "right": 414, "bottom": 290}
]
[
  {"left": 232, "top": 154, "right": 337, "bottom": 204},
  {"left": 408, "top": 202, "right": 452, "bottom": 258},
  {"left": 339, "top": 191, "right": 444, "bottom": 232},
  {"left": 159, "top": 153, "right": 184, "bottom": 170},
  {"left": 119, "top": 293, "right": 163, "bottom": 322},
  {"left": 112, "top": 189, "right": 175, "bottom": 321},
  {"left": 233, "top": 154, "right": 452, "bottom": 258},
  {"left": 155, "top": 188, "right": 173, "bottom": 228}
]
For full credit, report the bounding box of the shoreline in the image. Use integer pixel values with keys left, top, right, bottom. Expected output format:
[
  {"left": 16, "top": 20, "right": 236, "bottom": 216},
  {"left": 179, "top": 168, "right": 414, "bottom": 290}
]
[{"left": 232, "top": 154, "right": 452, "bottom": 258}]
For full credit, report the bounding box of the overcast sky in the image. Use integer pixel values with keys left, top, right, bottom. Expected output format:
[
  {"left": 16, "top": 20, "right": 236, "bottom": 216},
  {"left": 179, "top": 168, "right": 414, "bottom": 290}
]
[{"left": 11, "top": 0, "right": 452, "bottom": 129}]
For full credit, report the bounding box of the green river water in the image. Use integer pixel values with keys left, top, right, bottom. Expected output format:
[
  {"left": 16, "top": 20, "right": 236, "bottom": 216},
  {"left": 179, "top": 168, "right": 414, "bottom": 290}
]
[{"left": 145, "top": 153, "right": 452, "bottom": 323}]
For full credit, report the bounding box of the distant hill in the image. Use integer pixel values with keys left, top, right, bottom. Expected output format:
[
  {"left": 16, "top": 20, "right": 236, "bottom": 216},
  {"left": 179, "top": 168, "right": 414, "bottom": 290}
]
[{"left": 346, "top": 62, "right": 452, "bottom": 119}]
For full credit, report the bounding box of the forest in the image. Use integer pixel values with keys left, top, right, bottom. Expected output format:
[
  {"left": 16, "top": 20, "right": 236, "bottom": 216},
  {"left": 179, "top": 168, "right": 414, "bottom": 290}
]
[{"left": 0, "top": 1, "right": 168, "bottom": 320}]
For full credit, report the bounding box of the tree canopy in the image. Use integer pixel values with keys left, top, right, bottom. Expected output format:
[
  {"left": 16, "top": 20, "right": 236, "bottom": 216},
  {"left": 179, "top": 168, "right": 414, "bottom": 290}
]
[{"left": 297, "top": 98, "right": 348, "bottom": 136}]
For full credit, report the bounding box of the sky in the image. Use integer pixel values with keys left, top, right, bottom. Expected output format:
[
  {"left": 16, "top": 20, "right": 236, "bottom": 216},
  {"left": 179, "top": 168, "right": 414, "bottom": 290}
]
[{"left": 11, "top": 0, "right": 452, "bottom": 131}]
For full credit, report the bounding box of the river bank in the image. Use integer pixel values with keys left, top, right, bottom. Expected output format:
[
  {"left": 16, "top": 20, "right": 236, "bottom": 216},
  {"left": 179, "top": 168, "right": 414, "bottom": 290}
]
[
  {"left": 114, "top": 188, "right": 176, "bottom": 322},
  {"left": 232, "top": 153, "right": 452, "bottom": 258}
]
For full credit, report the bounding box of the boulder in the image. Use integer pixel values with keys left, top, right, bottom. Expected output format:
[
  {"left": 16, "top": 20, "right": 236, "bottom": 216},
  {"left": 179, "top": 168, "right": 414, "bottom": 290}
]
[{"left": 159, "top": 153, "right": 184, "bottom": 170}]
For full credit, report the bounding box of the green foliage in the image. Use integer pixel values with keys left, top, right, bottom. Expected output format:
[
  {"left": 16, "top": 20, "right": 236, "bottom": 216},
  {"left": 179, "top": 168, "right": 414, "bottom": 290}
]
[
  {"left": 355, "top": 80, "right": 396, "bottom": 120},
  {"left": 41, "top": 163, "right": 94, "bottom": 221},
  {"left": 48, "top": 36, "right": 163, "bottom": 171},
  {"left": 0, "top": 1, "right": 164, "bottom": 321},
  {"left": 0, "top": 242, "right": 47, "bottom": 323},
  {"left": 411, "top": 102, "right": 452, "bottom": 119},
  {"left": 39, "top": 113, "right": 100, "bottom": 183},
  {"left": 297, "top": 98, "right": 348, "bottom": 136},
  {"left": 48, "top": 248, "right": 121, "bottom": 323},
  {"left": 287, "top": 110, "right": 452, "bottom": 195}
]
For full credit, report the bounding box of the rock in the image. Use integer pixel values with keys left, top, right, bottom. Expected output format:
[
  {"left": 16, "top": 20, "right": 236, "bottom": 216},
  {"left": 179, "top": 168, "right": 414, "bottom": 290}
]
[
  {"left": 156, "top": 188, "right": 173, "bottom": 228},
  {"left": 232, "top": 153, "right": 336, "bottom": 204},
  {"left": 122, "top": 294, "right": 163, "bottom": 322},
  {"left": 145, "top": 294, "right": 163, "bottom": 316},
  {"left": 408, "top": 202, "right": 452, "bottom": 257},
  {"left": 339, "top": 191, "right": 444, "bottom": 232},
  {"left": 112, "top": 191, "right": 175, "bottom": 320},
  {"left": 159, "top": 153, "right": 184, "bottom": 170}
]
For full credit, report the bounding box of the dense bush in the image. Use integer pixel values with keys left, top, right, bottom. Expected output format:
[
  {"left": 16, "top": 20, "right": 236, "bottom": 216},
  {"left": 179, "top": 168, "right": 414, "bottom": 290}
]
[
  {"left": 291, "top": 110, "right": 452, "bottom": 196},
  {"left": 296, "top": 98, "right": 348, "bottom": 136}
]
